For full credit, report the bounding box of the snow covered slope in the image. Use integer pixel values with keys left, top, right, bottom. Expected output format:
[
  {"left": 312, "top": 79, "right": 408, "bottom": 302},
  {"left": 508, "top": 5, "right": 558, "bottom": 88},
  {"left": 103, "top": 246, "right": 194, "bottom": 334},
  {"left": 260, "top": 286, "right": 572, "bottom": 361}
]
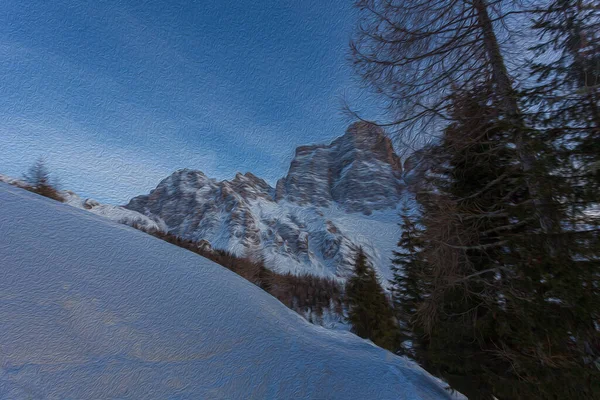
[
  {"left": 0, "top": 173, "right": 165, "bottom": 233},
  {"left": 62, "top": 190, "right": 167, "bottom": 232},
  {"left": 0, "top": 182, "right": 455, "bottom": 399}
]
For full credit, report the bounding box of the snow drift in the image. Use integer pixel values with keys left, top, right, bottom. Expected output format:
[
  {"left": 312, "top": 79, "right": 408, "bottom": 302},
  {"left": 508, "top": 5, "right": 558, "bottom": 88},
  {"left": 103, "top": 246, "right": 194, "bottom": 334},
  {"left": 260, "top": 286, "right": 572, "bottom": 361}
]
[{"left": 0, "top": 183, "right": 455, "bottom": 399}]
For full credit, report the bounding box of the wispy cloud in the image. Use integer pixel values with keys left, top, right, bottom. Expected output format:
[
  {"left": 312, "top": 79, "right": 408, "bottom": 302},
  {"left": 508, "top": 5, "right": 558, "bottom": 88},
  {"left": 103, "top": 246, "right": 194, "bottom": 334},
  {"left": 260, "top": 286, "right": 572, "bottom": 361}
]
[
  {"left": 0, "top": 116, "right": 218, "bottom": 203},
  {"left": 0, "top": 0, "right": 366, "bottom": 201}
]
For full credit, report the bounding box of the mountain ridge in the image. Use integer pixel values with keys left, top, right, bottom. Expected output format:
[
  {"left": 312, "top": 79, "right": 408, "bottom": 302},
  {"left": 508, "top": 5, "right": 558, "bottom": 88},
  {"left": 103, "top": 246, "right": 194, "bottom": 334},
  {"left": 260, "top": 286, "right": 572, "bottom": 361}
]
[{"left": 125, "top": 122, "right": 411, "bottom": 280}]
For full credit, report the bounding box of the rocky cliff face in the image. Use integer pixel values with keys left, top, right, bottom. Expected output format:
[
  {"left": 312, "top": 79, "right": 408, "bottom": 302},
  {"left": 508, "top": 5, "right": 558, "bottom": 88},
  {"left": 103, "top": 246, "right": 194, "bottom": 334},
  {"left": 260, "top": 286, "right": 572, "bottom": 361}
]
[
  {"left": 275, "top": 121, "right": 403, "bottom": 214},
  {"left": 125, "top": 122, "right": 407, "bottom": 280},
  {"left": 126, "top": 169, "right": 268, "bottom": 253}
]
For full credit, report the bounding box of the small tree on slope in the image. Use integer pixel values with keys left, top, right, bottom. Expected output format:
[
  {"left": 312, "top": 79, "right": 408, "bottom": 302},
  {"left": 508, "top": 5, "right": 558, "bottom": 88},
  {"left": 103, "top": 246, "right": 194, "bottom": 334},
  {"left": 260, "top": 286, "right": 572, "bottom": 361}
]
[{"left": 23, "top": 157, "right": 63, "bottom": 202}]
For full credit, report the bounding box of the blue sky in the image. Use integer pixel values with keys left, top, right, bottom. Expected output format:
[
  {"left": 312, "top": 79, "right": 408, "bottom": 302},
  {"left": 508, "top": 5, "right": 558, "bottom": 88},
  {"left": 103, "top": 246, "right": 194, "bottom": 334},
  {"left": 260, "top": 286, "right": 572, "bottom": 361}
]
[{"left": 0, "top": 0, "right": 380, "bottom": 203}]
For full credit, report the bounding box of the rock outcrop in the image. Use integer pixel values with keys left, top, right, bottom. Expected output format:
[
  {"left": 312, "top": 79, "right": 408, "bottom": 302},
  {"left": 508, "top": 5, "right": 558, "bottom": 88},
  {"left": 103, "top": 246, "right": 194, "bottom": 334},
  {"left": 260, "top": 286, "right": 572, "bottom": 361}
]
[{"left": 275, "top": 121, "right": 403, "bottom": 214}]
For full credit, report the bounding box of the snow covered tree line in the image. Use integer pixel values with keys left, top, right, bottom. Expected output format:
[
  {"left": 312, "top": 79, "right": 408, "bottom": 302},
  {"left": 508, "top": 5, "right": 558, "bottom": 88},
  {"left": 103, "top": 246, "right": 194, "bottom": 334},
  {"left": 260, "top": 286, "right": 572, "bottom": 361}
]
[{"left": 350, "top": 0, "right": 599, "bottom": 398}]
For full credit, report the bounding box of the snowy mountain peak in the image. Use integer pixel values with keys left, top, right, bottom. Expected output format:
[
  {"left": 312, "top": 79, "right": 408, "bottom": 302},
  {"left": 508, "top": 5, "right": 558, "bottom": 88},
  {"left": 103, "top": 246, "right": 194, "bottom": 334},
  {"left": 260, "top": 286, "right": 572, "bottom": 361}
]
[
  {"left": 340, "top": 121, "right": 403, "bottom": 171},
  {"left": 276, "top": 121, "right": 404, "bottom": 214},
  {"left": 227, "top": 171, "right": 274, "bottom": 200},
  {"left": 163, "top": 168, "right": 214, "bottom": 192},
  {"left": 124, "top": 122, "right": 407, "bottom": 280}
]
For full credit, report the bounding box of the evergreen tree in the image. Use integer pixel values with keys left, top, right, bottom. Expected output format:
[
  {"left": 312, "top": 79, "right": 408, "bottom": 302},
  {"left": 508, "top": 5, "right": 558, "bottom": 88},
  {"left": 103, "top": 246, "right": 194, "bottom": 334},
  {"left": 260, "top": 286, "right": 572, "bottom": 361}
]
[
  {"left": 346, "top": 249, "right": 397, "bottom": 351},
  {"left": 529, "top": 0, "right": 600, "bottom": 214},
  {"left": 414, "top": 83, "right": 600, "bottom": 399},
  {"left": 520, "top": 1, "right": 600, "bottom": 396},
  {"left": 351, "top": 1, "right": 599, "bottom": 397},
  {"left": 24, "top": 157, "right": 52, "bottom": 188},
  {"left": 413, "top": 85, "right": 521, "bottom": 399},
  {"left": 390, "top": 205, "right": 427, "bottom": 358}
]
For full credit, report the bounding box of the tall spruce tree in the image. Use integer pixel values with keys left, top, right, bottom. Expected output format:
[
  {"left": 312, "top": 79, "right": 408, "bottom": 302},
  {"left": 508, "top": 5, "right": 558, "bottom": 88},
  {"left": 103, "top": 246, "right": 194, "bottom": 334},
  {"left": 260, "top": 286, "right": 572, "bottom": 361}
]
[
  {"left": 529, "top": 0, "right": 600, "bottom": 212},
  {"left": 523, "top": 1, "right": 600, "bottom": 395},
  {"left": 413, "top": 85, "right": 522, "bottom": 400},
  {"left": 352, "top": 1, "right": 599, "bottom": 397},
  {"left": 390, "top": 205, "right": 427, "bottom": 358},
  {"left": 346, "top": 249, "right": 397, "bottom": 351},
  {"left": 414, "top": 84, "right": 599, "bottom": 399}
]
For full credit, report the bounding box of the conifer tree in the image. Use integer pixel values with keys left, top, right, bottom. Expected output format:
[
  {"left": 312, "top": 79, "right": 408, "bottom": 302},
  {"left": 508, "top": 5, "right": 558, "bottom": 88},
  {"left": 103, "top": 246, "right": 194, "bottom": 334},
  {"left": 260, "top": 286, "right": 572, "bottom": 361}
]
[
  {"left": 414, "top": 85, "right": 520, "bottom": 399},
  {"left": 529, "top": 0, "right": 599, "bottom": 216},
  {"left": 352, "top": 1, "right": 599, "bottom": 396},
  {"left": 522, "top": 1, "right": 600, "bottom": 395},
  {"left": 346, "top": 248, "right": 397, "bottom": 351},
  {"left": 415, "top": 83, "right": 599, "bottom": 399},
  {"left": 24, "top": 157, "right": 52, "bottom": 188},
  {"left": 390, "top": 205, "right": 427, "bottom": 358}
]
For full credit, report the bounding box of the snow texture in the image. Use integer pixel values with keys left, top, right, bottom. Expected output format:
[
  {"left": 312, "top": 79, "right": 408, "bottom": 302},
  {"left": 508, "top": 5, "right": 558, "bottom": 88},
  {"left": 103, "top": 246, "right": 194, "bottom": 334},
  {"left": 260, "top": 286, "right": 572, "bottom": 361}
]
[
  {"left": 0, "top": 182, "right": 457, "bottom": 399},
  {"left": 62, "top": 190, "right": 167, "bottom": 233}
]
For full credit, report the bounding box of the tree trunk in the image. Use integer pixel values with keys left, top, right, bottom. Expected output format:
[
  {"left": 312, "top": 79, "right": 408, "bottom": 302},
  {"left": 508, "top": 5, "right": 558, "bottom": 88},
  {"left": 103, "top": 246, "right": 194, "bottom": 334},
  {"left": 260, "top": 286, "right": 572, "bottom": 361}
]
[{"left": 473, "top": 0, "right": 555, "bottom": 234}]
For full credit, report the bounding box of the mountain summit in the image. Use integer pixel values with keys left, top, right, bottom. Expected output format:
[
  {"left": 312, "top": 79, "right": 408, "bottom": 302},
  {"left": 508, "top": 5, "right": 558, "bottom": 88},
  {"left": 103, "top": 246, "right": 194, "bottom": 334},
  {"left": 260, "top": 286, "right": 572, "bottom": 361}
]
[
  {"left": 126, "top": 122, "right": 408, "bottom": 279},
  {"left": 275, "top": 121, "right": 403, "bottom": 213}
]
